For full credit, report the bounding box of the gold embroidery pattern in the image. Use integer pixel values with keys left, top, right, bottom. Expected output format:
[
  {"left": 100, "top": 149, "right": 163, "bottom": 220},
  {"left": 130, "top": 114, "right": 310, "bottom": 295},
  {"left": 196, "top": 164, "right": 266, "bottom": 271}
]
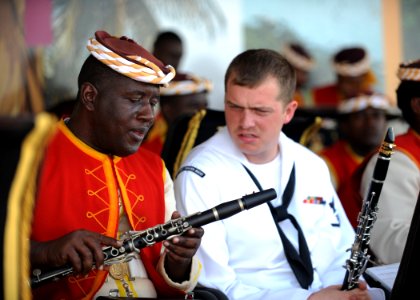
[
  {"left": 68, "top": 269, "right": 98, "bottom": 296},
  {"left": 83, "top": 161, "right": 149, "bottom": 234},
  {"left": 115, "top": 166, "right": 147, "bottom": 228},
  {"left": 70, "top": 160, "right": 150, "bottom": 294},
  {"left": 85, "top": 165, "right": 112, "bottom": 233},
  {"left": 131, "top": 195, "right": 147, "bottom": 229},
  {"left": 67, "top": 164, "right": 112, "bottom": 294}
]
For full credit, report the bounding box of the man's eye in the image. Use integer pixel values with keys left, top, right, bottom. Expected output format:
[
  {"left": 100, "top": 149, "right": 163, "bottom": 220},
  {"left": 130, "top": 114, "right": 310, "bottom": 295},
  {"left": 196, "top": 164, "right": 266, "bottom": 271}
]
[
  {"left": 227, "top": 103, "right": 242, "bottom": 110},
  {"left": 150, "top": 100, "right": 159, "bottom": 108},
  {"left": 253, "top": 108, "right": 271, "bottom": 115}
]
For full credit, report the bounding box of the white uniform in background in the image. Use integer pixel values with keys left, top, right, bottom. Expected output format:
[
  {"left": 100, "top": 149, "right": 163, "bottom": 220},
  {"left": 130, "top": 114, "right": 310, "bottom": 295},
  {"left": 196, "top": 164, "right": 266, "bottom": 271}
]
[
  {"left": 174, "top": 127, "right": 355, "bottom": 300},
  {"left": 361, "top": 149, "right": 420, "bottom": 264}
]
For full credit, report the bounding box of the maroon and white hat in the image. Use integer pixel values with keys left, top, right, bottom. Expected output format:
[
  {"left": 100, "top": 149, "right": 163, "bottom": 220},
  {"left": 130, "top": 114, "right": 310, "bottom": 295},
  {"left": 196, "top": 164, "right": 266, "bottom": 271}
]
[
  {"left": 86, "top": 30, "right": 176, "bottom": 86},
  {"left": 338, "top": 93, "right": 392, "bottom": 114},
  {"left": 281, "top": 42, "right": 315, "bottom": 72},
  {"left": 160, "top": 73, "right": 213, "bottom": 96},
  {"left": 397, "top": 59, "right": 420, "bottom": 81},
  {"left": 333, "top": 47, "right": 370, "bottom": 77}
]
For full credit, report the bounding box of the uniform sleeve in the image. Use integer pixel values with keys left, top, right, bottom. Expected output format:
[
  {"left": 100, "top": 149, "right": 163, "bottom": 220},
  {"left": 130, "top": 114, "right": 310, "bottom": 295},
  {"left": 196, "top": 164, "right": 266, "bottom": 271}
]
[
  {"left": 157, "top": 167, "right": 201, "bottom": 292},
  {"left": 361, "top": 152, "right": 419, "bottom": 264}
]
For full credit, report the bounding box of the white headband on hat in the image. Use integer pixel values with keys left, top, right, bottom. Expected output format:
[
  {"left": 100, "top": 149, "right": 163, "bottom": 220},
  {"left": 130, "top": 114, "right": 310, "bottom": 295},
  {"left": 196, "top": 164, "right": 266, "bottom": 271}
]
[
  {"left": 282, "top": 44, "right": 315, "bottom": 72},
  {"left": 160, "top": 75, "right": 213, "bottom": 96},
  {"left": 397, "top": 60, "right": 420, "bottom": 81},
  {"left": 87, "top": 38, "right": 175, "bottom": 86},
  {"left": 333, "top": 54, "right": 370, "bottom": 77},
  {"left": 338, "top": 94, "right": 391, "bottom": 114}
]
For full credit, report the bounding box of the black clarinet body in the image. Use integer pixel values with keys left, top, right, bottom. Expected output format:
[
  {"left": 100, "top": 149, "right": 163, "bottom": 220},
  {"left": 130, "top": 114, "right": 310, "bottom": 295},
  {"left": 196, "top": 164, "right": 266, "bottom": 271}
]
[
  {"left": 31, "top": 188, "right": 277, "bottom": 288},
  {"left": 341, "top": 127, "right": 396, "bottom": 290}
]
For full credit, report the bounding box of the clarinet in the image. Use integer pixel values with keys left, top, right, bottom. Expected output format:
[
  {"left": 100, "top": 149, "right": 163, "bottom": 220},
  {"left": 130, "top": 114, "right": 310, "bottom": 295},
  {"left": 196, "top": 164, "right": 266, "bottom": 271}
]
[
  {"left": 31, "top": 188, "right": 277, "bottom": 288},
  {"left": 341, "top": 127, "right": 396, "bottom": 290}
]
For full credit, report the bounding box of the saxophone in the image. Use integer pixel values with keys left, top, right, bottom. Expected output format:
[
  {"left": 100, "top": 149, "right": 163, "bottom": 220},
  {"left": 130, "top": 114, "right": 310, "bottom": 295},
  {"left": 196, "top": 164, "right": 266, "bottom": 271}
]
[
  {"left": 31, "top": 188, "right": 277, "bottom": 288},
  {"left": 342, "top": 127, "right": 396, "bottom": 290}
]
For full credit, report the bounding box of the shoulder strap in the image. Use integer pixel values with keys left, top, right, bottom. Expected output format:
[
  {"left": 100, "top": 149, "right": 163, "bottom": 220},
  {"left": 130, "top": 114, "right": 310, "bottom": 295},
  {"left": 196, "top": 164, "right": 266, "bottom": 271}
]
[{"left": 242, "top": 163, "right": 295, "bottom": 209}]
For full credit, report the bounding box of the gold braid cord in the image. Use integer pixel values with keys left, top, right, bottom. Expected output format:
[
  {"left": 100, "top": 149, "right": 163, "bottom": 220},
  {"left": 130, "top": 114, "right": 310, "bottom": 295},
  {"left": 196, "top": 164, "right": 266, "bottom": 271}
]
[
  {"left": 173, "top": 109, "right": 207, "bottom": 178},
  {"left": 4, "top": 113, "right": 58, "bottom": 300},
  {"left": 299, "top": 116, "right": 323, "bottom": 146}
]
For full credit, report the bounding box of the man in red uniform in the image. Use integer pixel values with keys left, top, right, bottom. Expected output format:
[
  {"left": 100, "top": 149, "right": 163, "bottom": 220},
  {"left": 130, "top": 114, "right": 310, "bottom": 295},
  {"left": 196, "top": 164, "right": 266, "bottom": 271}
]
[
  {"left": 30, "top": 30, "right": 203, "bottom": 299},
  {"left": 303, "top": 47, "right": 377, "bottom": 152},
  {"left": 311, "top": 47, "right": 376, "bottom": 109},
  {"left": 338, "top": 60, "right": 420, "bottom": 231},
  {"left": 319, "top": 93, "right": 392, "bottom": 226}
]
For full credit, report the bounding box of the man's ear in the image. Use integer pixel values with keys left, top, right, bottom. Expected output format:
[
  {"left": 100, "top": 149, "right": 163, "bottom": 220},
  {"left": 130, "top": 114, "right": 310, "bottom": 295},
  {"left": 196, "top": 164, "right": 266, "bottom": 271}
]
[
  {"left": 283, "top": 100, "right": 298, "bottom": 124},
  {"left": 80, "top": 82, "right": 98, "bottom": 111}
]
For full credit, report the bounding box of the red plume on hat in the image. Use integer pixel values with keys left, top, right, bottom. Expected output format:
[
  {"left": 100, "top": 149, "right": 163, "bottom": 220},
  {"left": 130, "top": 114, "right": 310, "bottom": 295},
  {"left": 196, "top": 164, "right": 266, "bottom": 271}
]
[{"left": 87, "top": 30, "right": 176, "bottom": 86}]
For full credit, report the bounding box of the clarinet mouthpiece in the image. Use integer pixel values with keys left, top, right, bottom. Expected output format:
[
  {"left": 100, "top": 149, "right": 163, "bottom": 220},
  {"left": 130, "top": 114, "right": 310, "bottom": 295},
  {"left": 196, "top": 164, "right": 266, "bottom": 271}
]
[
  {"left": 385, "top": 127, "right": 395, "bottom": 144},
  {"left": 379, "top": 127, "right": 396, "bottom": 159}
]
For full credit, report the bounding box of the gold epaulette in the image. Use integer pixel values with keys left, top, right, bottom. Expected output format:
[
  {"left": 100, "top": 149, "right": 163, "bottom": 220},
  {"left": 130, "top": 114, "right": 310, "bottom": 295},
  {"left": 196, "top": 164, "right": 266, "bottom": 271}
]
[
  {"left": 173, "top": 110, "right": 207, "bottom": 178},
  {"left": 4, "top": 112, "right": 58, "bottom": 300}
]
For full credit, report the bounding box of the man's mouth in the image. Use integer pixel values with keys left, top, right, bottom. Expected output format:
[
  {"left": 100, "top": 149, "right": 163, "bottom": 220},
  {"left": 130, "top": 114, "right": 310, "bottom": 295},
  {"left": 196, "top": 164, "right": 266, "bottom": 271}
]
[
  {"left": 238, "top": 132, "right": 258, "bottom": 143},
  {"left": 130, "top": 128, "right": 147, "bottom": 142}
]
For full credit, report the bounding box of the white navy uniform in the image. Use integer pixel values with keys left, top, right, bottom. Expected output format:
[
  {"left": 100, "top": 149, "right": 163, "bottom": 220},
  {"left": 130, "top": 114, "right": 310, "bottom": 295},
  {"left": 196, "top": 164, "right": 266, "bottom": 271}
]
[{"left": 174, "top": 126, "right": 355, "bottom": 300}]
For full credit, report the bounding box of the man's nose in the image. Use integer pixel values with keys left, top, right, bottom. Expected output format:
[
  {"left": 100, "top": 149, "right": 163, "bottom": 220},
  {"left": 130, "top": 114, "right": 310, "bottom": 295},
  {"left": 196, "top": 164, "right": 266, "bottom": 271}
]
[
  {"left": 240, "top": 109, "right": 255, "bottom": 128},
  {"left": 136, "top": 104, "right": 156, "bottom": 122}
]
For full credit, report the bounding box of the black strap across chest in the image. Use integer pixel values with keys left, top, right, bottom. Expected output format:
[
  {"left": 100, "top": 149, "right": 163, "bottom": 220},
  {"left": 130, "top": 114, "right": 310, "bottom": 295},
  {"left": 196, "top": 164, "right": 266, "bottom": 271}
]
[{"left": 242, "top": 163, "right": 314, "bottom": 289}]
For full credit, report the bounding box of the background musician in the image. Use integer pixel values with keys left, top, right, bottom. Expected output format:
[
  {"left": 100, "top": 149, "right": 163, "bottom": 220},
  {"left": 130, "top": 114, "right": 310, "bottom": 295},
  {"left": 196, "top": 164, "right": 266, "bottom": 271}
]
[{"left": 360, "top": 60, "right": 420, "bottom": 264}]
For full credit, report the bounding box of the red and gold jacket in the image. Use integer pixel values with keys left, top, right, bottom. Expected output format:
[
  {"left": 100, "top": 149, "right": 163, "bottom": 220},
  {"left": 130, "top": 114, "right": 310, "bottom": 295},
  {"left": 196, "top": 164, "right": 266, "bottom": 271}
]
[
  {"left": 338, "top": 129, "right": 420, "bottom": 227},
  {"left": 31, "top": 120, "right": 183, "bottom": 299},
  {"left": 319, "top": 140, "right": 364, "bottom": 227},
  {"left": 319, "top": 140, "right": 363, "bottom": 190},
  {"left": 395, "top": 128, "right": 420, "bottom": 168},
  {"left": 311, "top": 84, "right": 343, "bottom": 108}
]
